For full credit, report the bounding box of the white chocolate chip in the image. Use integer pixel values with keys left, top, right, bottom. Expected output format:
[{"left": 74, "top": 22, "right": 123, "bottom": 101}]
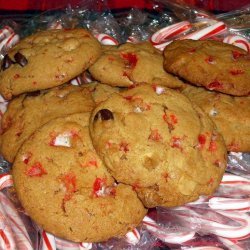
[
  {"left": 134, "top": 106, "right": 143, "bottom": 113},
  {"left": 155, "top": 86, "right": 165, "bottom": 95},
  {"left": 209, "top": 108, "right": 218, "bottom": 116},
  {"left": 54, "top": 132, "right": 72, "bottom": 147}
]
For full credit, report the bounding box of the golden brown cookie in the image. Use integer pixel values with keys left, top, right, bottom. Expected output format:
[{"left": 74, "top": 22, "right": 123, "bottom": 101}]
[
  {"left": 0, "top": 28, "right": 101, "bottom": 99},
  {"left": 89, "top": 42, "right": 184, "bottom": 88},
  {"left": 182, "top": 84, "right": 250, "bottom": 152},
  {"left": 163, "top": 39, "right": 250, "bottom": 96},
  {"left": 90, "top": 84, "right": 227, "bottom": 208},
  {"left": 12, "top": 113, "right": 146, "bottom": 242},
  {"left": 0, "top": 84, "right": 95, "bottom": 163}
]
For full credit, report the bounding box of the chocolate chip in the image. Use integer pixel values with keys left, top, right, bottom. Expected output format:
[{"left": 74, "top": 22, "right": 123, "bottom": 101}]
[
  {"left": 14, "top": 52, "right": 28, "bottom": 67},
  {"left": 94, "top": 109, "right": 114, "bottom": 121},
  {"left": 1, "top": 55, "right": 14, "bottom": 71}
]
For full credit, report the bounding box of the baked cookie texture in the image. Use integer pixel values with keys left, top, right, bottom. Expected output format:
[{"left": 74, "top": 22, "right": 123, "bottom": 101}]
[
  {"left": 0, "top": 84, "right": 95, "bottom": 163},
  {"left": 90, "top": 84, "right": 227, "bottom": 208},
  {"left": 182, "top": 84, "right": 250, "bottom": 152},
  {"left": 0, "top": 28, "right": 101, "bottom": 100},
  {"left": 83, "top": 82, "right": 121, "bottom": 104},
  {"left": 89, "top": 42, "right": 184, "bottom": 88},
  {"left": 12, "top": 113, "right": 146, "bottom": 242},
  {"left": 163, "top": 39, "right": 250, "bottom": 96}
]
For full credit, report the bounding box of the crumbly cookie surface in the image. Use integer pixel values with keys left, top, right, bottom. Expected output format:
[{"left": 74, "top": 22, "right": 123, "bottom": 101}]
[
  {"left": 0, "top": 84, "right": 95, "bottom": 163},
  {"left": 90, "top": 84, "right": 227, "bottom": 207},
  {"left": 89, "top": 42, "right": 184, "bottom": 88},
  {"left": 0, "top": 28, "right": 101, "bottom": 99},
  {"left": 12, "top": 113, "right": 146, "bottom": 242},
  {"left": 163, "top": 39, "right": 250, "bottom": 96},
  {"left": 182, "top": 84, "right": 250, "bottom": 152}
]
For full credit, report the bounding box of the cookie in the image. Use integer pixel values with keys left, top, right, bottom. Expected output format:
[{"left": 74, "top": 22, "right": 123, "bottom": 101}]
[
  {"left": 0, "top": 84, "right": 95, "bottom": 163},
  {"left": 0, "top": 28, "right": 101, "bottom": 99},
  {"left": 90, "top": 84, "right": 227, "bottom": 208},
  {"left": 182, "top": 84, "right": 250, "bottom": 152},
  {"left": 83, "top": 82, "right": 121, "bottom": 104},
  {"left": 12, "top": 113, "right": 146, "bottom": 242},
  {"left": 163, "top": 39, "right": 250, "bottom": 96},
  {"left": 89, "top": 42, "right": 184, "bottom": 88}
]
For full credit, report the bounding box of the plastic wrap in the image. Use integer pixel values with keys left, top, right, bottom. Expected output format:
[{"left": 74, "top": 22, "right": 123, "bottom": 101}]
[{"left": 0, "top": 1, "right": 250, "bottom": 249}]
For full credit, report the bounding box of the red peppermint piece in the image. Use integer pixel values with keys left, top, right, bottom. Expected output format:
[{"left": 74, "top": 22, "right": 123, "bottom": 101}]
[
  {"left": 25, "top": 162, "right": 47, "bottom": 177},
  {"left": 171, "top": 136, "right": 183, "bottom": 150},
  {"left": 208, "top": 140, "right": 217, "bottom": 152},
  {"left": 108, "top": 56, "right": 115, "bottom": 61},
  {"left": 119, "top": 142, "right": 129, "bottom": 153},
  {"left": 232, "top": 50, "right": 245, "bottom": 60},
  {"left": 198, "top": 134, "right": 206, "bottom": 149},
  {"left": 230, "top": 69, "right": 244, "bottom": 75},
  {"left": 148, "top": 129, "right": 163, "bottom": 141},
  {"left": 170, "top": 114, "right": 178, "bottom": 124},
  {"left": 92, "top": 178, "right": 106, "bottom": 197},
  {"left": 205, "top": 56, "right": 214, "bottom": 64},
  {"left": 207, "top": 177, "right": 214, "bottom": 185},
  {"left": 60, "top": 172, "right": 77, "bottom": 201},
  {"left": 121, "top": 53, "right": 138, "bottom": 68},
  {"left": 207, "top": 81, "right": 223, "bottom": 90},
  {"left": 23, "top": 152, "right": 32, "bottom": 164}
]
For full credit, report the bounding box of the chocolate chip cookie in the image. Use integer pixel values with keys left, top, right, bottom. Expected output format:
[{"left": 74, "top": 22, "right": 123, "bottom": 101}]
[
  {"left": 90, "top": 84, "right": 227, "bottom": 208},
  {"left": 0, "top": 28, "right": 101, "bottom": 99}
]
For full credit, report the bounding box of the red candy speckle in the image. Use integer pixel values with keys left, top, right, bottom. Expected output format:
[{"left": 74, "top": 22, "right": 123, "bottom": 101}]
[
  {"left": 207, "top": 81, "right": 223, "bottom": 90},
  {"left": 230, "top": 69, "right": 244, "bottom": 75},
  {"left": 92, "top": 178, "right": 106, "bottom": 197},
  {"left": 163, "top": 113, "right": 178, "bottom": 131},
  {"left": 119, "top": 142, "right": 129, "bottom": 153},
  {"left": 121, "top": 53, "right": 138, "bottom": 68},
  {"left": 232, "top": 50, "right": 245, "bottom": 60},
  {"left": 60, "top": 172, "right": 77, "bottom": 201},
  {"left": 23, "top": 152, "right": 32, "bottom": 164},
  {"left": 171, "top": 136, "right": 183, "bottom": 150},
  {"left": 123, "top": 95, "right": 133, "bottom": 101},
  {"left": 205, "top": 56, "right": 214, "bottom": 64},
  {"left": 25, "top": 162, "right": 47, "bottom": 177},
  {"left": 188, "top": 48, "right": 196, "bottom": 53},
  {"left": 148, "top": 129, "right": 163, "bottom": 141},
  {"left": 198, "top": 134, "right": 206, "bottom": 149},
  {"left": 209, "top": 140, "right": 217, "bottom": 152}
]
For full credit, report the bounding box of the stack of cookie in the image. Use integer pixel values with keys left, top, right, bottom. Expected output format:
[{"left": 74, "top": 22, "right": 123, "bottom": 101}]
[{"left": 0, "top": 28, "right": 242, "bottom": 243}]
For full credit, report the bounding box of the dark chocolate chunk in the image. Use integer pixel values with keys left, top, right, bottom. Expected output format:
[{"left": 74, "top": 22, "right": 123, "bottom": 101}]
[
  {"left": 94, "top": 109, "right": 114, "bottom": 121},
  {"left": 1, "top": 55, "right": 14, "bottom": 71},
  {"left": 14, "top": 52, "right": 28, "bottom": 67}
]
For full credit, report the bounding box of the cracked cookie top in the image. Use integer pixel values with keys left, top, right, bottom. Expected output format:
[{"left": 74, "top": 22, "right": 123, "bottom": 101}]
[
  {"left": 0, "top": 28, "right": 101, "bottom": 99},
  {"left": 90, "top": 84, "right": 227, "bottom": 207}
]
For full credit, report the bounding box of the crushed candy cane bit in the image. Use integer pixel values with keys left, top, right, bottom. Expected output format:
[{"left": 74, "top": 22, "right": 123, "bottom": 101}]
[
  {"left": 230, "top": 69, "right": 244, "bottom": 75},
  {"left": 207, "top": 81, "right": 223, "bottom": 90},
  {"left": 25, "top": 162, "right": 47, "bottom": 177},
  {"left": 60, "top": 172, "right": 77, "bottom": 201},
  {"left": 205, "top": 56, "right": 215, "bottom": 64},
  {"left": 119, "top": 142, "right": 130, "bottom": 153},
  {"left": 92, "top": 178, "right": 114, "bottom": 197},
  {"left": 22, "top": 152, "right": 32, "bottom": 164},
  {"left": 198, "top": 134, "right": 206, "bottom": 149},
  {"left": 148, "top": 129, "right": 163, "bottom": 141},
  {"left": 232, "top": 50, "right": 245, "bottom": 60},
  {"left": 152, "top": 84, "right": 165, "bottom": 95},
  {"left": 121, "top": 53, "right": 138, "bottom": 68}
]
